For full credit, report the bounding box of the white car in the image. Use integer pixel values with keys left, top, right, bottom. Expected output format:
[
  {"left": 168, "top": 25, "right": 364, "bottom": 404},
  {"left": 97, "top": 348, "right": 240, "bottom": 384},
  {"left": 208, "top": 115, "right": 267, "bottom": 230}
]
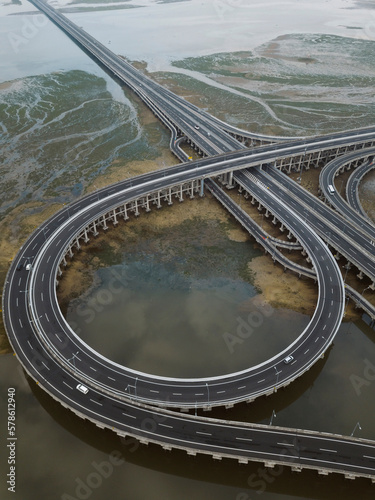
[
  {"left": 283, "top": 355, "right": 294, "bottom": 364},
  {"left": 76, "top": 383, "right": 89, "bottom": 394}
]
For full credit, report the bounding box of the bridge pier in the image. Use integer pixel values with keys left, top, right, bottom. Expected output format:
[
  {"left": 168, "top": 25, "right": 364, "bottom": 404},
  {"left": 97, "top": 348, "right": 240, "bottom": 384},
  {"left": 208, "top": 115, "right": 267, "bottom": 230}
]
[
  {"left": 200, "top": 179, "right": 204, "bottom": 197},
  {"left": 144, "top": 196, "right": 151, "bottom": 212},
  {"left": 178, "top": 185, "right": 184, "bottom": 202},
  {"left": 83, "top": 228, "right": 90, "bottom": 243},
  {"left": 133, "top": 200, "right": 140, "bottom": 216},
  {"left": 166, "top": 188, "right": 173, "bottom": 205},
  {"left": 122, "top": 204, "right": 129, "bottom": 220},
  {"left": 100, "top": 215, "right": 108, "bottom": 230},
  {"left": 227, "top": 171, "right": 235, "bottom": 189},
  {"left": 74, "top": 237, "right": 81, "bottom": 250},
  {"left": 189, "top": 180, "right": 195, "bottom": 199}
]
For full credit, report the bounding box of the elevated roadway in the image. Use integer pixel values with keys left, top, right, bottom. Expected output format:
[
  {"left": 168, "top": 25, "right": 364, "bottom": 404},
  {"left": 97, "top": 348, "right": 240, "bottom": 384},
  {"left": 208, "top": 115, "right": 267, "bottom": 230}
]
[
  {"left": 319, "top": 148, "right": 375, "bottom": 240},
  {"left": 2, "top": 0, "right": 375, "bottom": 482},
  {"left": 346, "top": 159, "right": 375, "bottom": 221},
  {"left": 248, "top": 165, "right": 375, "bottom": 285}
]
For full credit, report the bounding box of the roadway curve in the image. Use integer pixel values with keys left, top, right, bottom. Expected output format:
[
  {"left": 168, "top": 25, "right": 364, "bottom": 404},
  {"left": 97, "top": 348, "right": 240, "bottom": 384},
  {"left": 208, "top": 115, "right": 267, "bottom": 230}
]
[
  {"left": 346, "top": 159, "right": 375, "bottom": 221},
  {"left": 319, "top": 148, "right": 375, "bottom": 240},
  {"left": 4, "top": 154, "right": 343, "bottom": 409}
]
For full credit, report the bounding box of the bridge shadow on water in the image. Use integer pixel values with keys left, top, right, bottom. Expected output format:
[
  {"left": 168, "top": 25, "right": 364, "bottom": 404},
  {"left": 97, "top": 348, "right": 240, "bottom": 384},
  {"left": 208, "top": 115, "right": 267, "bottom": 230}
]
[{"left": 26, "top": 349, "right": 375, "bottom": 499}]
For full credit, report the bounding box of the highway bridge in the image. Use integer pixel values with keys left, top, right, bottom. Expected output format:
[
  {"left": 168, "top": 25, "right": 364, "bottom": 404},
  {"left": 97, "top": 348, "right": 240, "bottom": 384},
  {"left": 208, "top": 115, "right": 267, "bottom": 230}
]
[
  {"left": 3, "top": 0, "right": 375, "bottom": 483},
  {"left": 346, "top": 158, "right": 375, "bottom": 219}
]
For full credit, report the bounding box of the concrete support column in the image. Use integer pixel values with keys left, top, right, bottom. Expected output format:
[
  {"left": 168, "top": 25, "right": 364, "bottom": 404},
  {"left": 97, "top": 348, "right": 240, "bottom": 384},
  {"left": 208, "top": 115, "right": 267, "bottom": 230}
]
[
  {"left": 101, "top": 215, "right": 108, "bottom": 230},
  {"left": 179, "top": 185, "right": 183, "bottom": 202},
  {"left": 145, "top": 195, "right": 151, "bottom": 212},
  {"left": 91, "top": 220, "right": 99, "bottom": 236},
  {"left": 133, "top": 200, "right": 140, "bottom": 216},
  {"left": 84, "top": 228, "right": 90, "bottom": 243},
  {"left": 68, "top": 245, "right": 74, "bottom": 258},
  {"left": 75, "top": 237, "right": 81, "bottom": 250},
  {"left": 200, "top": 179, "right": 204, "bottom": 197},
  {"left": 280, "top": 224, "right": 285, "bottom": 232},
  {"left": 227, "top": 171, "right": 234, "bottom": 188},
  {"left": 156, "top": 192, "right": 162, "bottom": 209},
  {"left": 123, "top": 204, "right": 129, "bottom": 220},
  {"left": 167, "top": 188, "right": 173, "bottom": 205},
  {"left": 112, "top": 209, "right": 118, "bottom": 224},
  {"left": 190, "top": 181, "right": 195, "bottom": 199},
  {"left": 62, "top": 256, "right": 68, "bottom": 267}
]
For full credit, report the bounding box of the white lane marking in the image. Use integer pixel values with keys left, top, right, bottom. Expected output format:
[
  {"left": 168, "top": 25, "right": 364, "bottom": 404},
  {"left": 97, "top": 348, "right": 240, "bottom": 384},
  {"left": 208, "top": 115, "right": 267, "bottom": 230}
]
[
  {"left": 90, "top": 399, "right": 103, "bottom": 406},
  {"left": 196, "top": 431, "right": 212, "bottom": 436},
  {"left": 27, "top": 340, "right": 33, "bottom": 350},
  {"left": 236, "top": 437, "right": 253, "bottom": 442},
  {"left": 42, "top": 361, "right": 50, "bottom": 371},
  {"left": 278, "top": 442, "right": 293, "bottom": 447},
  {"left": 107, "top": 376, "right": 116, "bottom": 381},
  {"left": 257, "top": 379, "right": 265, "bottom": 384},
  {"left": 122, "top": 412, "right": 136, "bottom": 419},
  {"left": 63, "top": 381, "right": 73, "bottom": 390},
  {"left": 320, "top": 448, "right": 337, "bottom": 453},
  {"left": 90, "top": 366, "right": 97, "bottom": 371},
  {"left": 150, "top": 390, "right": 159, "bottom": 394},
  {"left": 159, "top": 423, "right": 173, "bottom": 429},
  {"left": 18, "top": 318, "right": 23, "bottom": 328},
  {"left": 238, "top": 386, "right": 246, "bottom": 390}
]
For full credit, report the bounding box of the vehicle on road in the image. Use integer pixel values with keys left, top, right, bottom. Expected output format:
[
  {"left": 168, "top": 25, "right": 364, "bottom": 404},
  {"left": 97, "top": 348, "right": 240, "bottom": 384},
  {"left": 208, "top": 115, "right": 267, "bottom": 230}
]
[
  {"left": 76, "top": 384, "right": 89, "bottom": 394},
  {"left": 328, "top": 184, "right": 335, "bottom": 194},
  {"left": 283, "top": 355, "right": 294, "bottom": 364}
]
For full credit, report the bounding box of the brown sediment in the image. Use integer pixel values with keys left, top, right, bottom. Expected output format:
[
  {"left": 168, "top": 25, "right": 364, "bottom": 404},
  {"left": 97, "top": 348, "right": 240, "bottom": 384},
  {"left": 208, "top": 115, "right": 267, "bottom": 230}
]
[
  {"left": 248, "top": 255, "right": 317, "bottom": 315},
  {"left": 0, "top": 81, "right": 12, "bottom": 91}
]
